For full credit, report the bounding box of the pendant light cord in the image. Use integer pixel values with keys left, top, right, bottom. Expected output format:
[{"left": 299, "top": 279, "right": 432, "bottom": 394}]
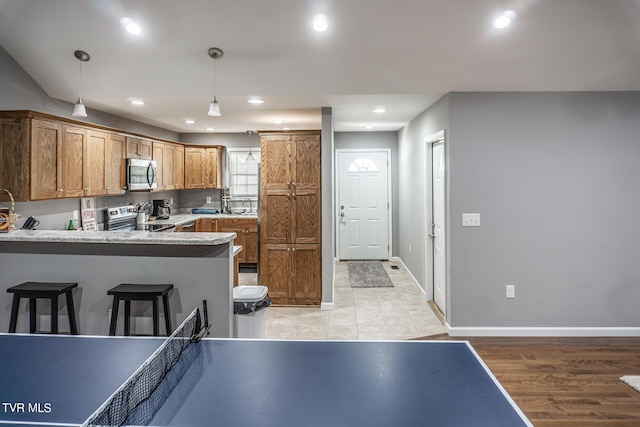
[{"left": 78, "top": 59, "right": 83, "bottom": 100}]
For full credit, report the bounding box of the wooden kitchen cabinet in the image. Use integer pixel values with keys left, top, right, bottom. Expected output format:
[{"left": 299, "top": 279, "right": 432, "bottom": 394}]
[
  {"left": 184, "top": 145, "right": 223, "bottom": 189},
  {"left": 174, "top": 144, "right": 184, "bottom": 189},
  {"left": 84, "top": 130, "right": 108, "bottom": 196},
  {"left": 195, "top": 218, "right": 217, "bottom": 232},
  {"left": 260, "top": 133, "right": 321, "bottom": 245},
  {"left": 126, "top": 136, "right": 152, "bottom": 159},
  {"left": 217, "top": 218, "right": 258, "bottom": 264},
  {"left": 153, "top": 141, "right": 184, "bottom": 191},
  {"left": 105, "top": 133, "right": 126, "bottom": 195},
  {"left": 259, "top": 131, "right": 321, "bottom": 305},
  {"left": 0, "top": 111, "right": 178, "bottom": 201},
  {"left": 84, "top": 130, "right": 128, "bottom": 197},
  {"left": 0, "top": 118, "right": 87, "bottom": 201},
  {"left": 33, "top": 122, "right": 86, "bottom": 200},
  {"left": 184, "top": 146, "right": 205, "bottom": 189},
  {"left": 260, "top": 243, "right": 321, "bottom": 304},
  {"left": 204, "top": 147, "right": 222, "bottom": 189}
]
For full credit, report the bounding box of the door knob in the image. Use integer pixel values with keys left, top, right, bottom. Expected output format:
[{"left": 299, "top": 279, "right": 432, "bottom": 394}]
[
  {"left": 340, "top": 205, "right": 344, "bottom": 210},
  {"left": 340, "top": 212, "right": 345, "bottom": 217}
]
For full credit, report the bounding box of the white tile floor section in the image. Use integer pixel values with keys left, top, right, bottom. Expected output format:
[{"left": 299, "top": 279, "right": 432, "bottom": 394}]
[{"left": 239, "top": 261, "right": 447, "bottom": 340}]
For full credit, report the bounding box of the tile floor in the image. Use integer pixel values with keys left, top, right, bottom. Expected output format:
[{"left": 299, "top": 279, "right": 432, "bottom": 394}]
[{"left": 239, "top": 261, "right": 447, "bottom": 340}]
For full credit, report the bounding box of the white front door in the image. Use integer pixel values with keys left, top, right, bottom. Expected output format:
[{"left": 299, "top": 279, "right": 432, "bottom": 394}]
[
  {"left": 432, "top": 141, "right": 446, "bottom": 312},
  {"left": 337, "top": 150, "right": 390, "bottom": 260}
]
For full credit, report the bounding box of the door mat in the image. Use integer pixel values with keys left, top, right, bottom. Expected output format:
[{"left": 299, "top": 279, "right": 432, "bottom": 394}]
[
  {"left": 620, "top": 376, "right": 640, "bottom": 392},
  {"left": 348, "top": 261, "right": 394, "bottom": 288}
]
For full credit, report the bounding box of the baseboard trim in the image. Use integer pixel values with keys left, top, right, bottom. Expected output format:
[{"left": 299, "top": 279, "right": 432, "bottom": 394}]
[
  {"left": 446, "top": 325, "right": 640, "bottom": 337},
  {"left": 320, "top": 302, "right": 335, "bottom": 311},
  {"left": 390, "top": 257, "right": 426, "bottom": 298}
]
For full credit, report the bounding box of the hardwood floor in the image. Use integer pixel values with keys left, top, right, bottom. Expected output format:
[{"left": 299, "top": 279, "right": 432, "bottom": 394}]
[{"left": 418, "top": 335, "right": 640, "bottom": 426}]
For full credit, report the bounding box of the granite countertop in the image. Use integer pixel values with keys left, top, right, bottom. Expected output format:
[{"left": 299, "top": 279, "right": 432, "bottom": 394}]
[
  {"left": 0, "top": 213, "right": 257, "bottom": 246},
  {"left": 0, "top": 229, "right": 236, "bottom": 246},
  {"left": 149, "top": 213, "right": 257, "bottom": 226}
]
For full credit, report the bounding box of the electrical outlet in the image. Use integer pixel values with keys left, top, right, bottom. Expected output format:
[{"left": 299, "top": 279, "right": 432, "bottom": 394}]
[
  {"left": 409, "top": 244, "right": 412, "bottom": 254},
  {"left": 206, "top": 196, "right": 212, "bottom": 204},
  {"left": 462, "top": 213, "right": 480, "bottom": 227},
  {"left": 506, "top": 285, "right": 515, "bottom": 299},
  {"left": 170, "top": 197, "right": 174, "bottom": 205},
  {"left": 73, "top": 210, "right": 79, "bottom": 221}
]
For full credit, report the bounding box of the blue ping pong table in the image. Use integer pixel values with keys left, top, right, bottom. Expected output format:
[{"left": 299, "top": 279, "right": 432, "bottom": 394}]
[{"left": 0, "top": 334, "right": 532, "bottom": 427}]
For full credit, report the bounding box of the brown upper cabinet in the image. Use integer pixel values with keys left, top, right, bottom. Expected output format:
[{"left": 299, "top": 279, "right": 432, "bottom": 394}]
[
  {"left": 126, "top": 136, "right": 152, "bottom": 160},
  {"left": 0, "top": 110, "right": 218, "bottom": 202},
  {"left": 105, "top": 133, "right": 127, "bottom": 195},
  {"left": 153, "top": 141, "right": 185, "bottom": 191},
  {"left": 0, "top": 111, "right": 131, "bottom": 201},
  {"left": 184, "top": 146, "right": 223, "bottom": 189}
]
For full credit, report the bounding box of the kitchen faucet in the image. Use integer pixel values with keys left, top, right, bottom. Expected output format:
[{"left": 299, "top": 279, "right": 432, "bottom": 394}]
[{"left": 242, "top": 198, "right": 253, "bottom": 213}]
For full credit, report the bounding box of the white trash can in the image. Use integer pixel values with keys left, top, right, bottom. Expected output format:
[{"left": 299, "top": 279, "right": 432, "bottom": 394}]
[{"left": 233, "top": 285, "right": 271, "bottom": 338}]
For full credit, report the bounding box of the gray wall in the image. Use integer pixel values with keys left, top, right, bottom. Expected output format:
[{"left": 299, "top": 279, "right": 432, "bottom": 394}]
[
  {"left": 447, "top": 91, "right": 640, "bottom": 328},
  {"left": 179, "top": 132, "right": 260, "bottom": 149},
  {"left": 334, "top": 131, "right": 399, "bottom": 257},
  {"left": 0, "top": 45, "right": 179, "bottom": 141},
  {"left": 399, "top": 91, "right": 640, "bottom": 330},
  {"left": 321, "top": 107, "right": 335, "bottom": 307},
  {"left": 397, "top": 95, "right": 450, "bottom": 293}
]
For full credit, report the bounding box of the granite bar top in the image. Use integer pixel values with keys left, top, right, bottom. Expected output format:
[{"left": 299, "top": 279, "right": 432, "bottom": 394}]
[{"left": 0, "top": 230, "right": 236, "bottom": 246}]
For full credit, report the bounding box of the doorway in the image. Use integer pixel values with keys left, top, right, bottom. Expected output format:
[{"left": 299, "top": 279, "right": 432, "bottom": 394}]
[
  {"left": 336, "top": 149, "right": 391, "bottom": 260},
  {"left": 425, "top": 131, "right": 446, "bottom": 316}
]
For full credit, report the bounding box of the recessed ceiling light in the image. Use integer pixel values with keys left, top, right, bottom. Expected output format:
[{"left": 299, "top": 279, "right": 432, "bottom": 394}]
[
  {"left": 494, "top": 10, "right": 516, "bottom": 29},
  {"left": 185, "top": 119, "right": 195, "bottom": 124},
  {"left": 312, "top": 14, "right": 328, "bottom": 32},
  {"left": 273, "top": 120, "right": 283, "bottom": 124},
  {"left": 373, "top": 107, "right": 385, "bottom": 113},
  {"left": 248, "top": 99, "right": 264, "bottom": 104},
  {"left": 121, "top": 18, "right": 143, "bottom": 35},
  {"left": 365, "top": 125, "right": 374, "bottom": 130},
  {"left": 206, "top": 127, "right": 215, "bottom": 131},
  {"left": 282, "top": 127, "right": 290, "bottom": 131},
  {"left": 129, "top": 100, "right": 145, "bottom": 106}
]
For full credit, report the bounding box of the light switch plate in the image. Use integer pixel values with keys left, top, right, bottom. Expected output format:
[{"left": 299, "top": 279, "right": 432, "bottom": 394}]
[{"left": 462, "top": 213, "right": 480, "bottom": 227}]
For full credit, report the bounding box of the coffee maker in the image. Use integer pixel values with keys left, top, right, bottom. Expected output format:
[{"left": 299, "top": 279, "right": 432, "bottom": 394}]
[{"left": 152, "top": 199, "right": 171, "bottom": 219}]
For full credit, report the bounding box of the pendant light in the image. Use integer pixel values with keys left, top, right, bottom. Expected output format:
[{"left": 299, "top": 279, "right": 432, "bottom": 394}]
[
  {"left": 246, "top": 130, "right": 256, "bottom": 162},
  {"left": 72, "top": 50, "right": 90, "bottom": 117},
  {"left": 207, "top": 47, "right": 223, "bottom": 117}
]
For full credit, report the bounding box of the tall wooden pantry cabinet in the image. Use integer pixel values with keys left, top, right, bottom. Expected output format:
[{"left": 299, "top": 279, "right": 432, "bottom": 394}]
[{"left": 259, "top": 131, "right": 321, "bottom": 305}]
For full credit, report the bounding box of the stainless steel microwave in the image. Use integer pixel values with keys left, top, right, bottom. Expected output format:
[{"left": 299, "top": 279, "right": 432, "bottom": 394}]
[{"left": 126, "top": 158, "right": 157, "bottom": 191}]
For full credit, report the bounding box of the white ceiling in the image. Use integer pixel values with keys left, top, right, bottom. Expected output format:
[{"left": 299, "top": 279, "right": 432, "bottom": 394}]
[{"left": 0, "top": 0, "right": 639, "bottom": 134}]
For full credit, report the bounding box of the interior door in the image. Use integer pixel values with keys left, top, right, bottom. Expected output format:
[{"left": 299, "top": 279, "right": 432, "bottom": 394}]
[
  {"left": 432, "top": 141, "right": 446, "bottom": 312},
  {"left": 338, "top": 151, "right": 389, "bottom": 260}
]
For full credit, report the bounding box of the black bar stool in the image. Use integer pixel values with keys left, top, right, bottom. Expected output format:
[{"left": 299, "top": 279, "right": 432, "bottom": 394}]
[
  {"left": 108, "top": 284, "right": 173, "bottom": 336},
  {"left": 7, "top": 282, "right": 78, "bottom": 334}
]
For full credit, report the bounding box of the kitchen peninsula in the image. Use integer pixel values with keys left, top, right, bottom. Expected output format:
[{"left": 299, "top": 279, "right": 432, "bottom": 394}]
[{"left": 0, "top": 229, "right": 237, "bottom": 337}]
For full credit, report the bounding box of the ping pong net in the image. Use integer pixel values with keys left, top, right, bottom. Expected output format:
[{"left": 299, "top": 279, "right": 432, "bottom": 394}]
[{"left": 81, "top": 301, "right": 210, "bottom": 427}]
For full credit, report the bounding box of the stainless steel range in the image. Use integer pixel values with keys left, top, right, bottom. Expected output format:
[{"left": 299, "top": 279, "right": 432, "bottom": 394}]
[{"left": 105, "top": 205, "right": 175, "bottom": 232}]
